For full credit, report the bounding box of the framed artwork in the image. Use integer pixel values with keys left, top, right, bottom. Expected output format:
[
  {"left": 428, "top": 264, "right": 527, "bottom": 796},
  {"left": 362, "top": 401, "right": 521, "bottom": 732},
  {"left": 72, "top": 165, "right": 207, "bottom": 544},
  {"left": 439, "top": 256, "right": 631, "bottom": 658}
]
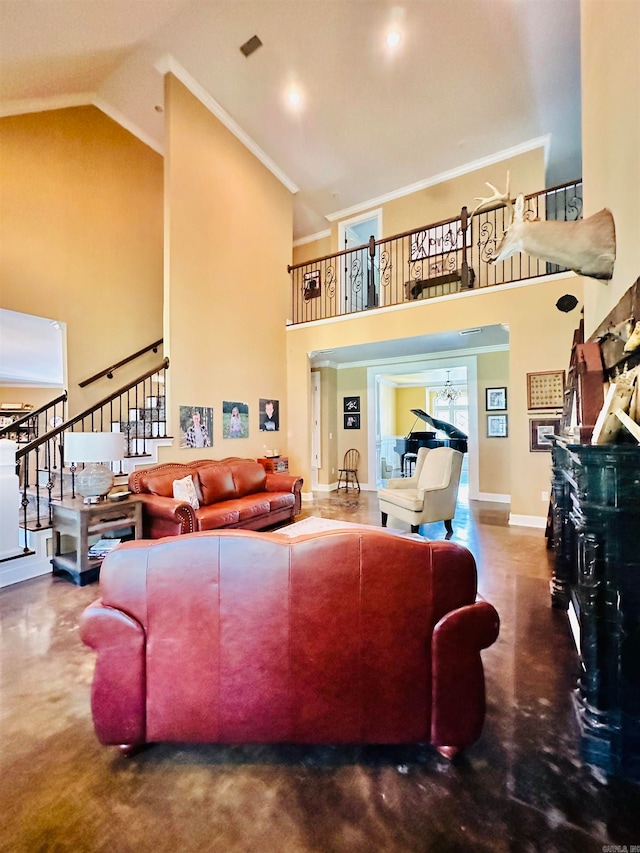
[
  {"left": 486, "top": 387, "right": 507, "bottom": 411},
  {"left": 222, "top": 401, "right": 249, "bottom": 439},
  {"left": 343, "top": 396, "right": 360, "bottom": 413},
  {"left": 303, "top": 270, "right": 321, "bottom": 301},
  {"left": 487, "top": 414, "right": 508, "bottom": 438},
  {"left": 527, "top": 370, "right": 565, "bottom": 410},
  {"left": 179, "top": 405, "right": 213, "bottom": 449},
  {"left": 344, "top": 413, "right": 360, "bottom": 430},
  {"left": 530, "top": 418, "right": 561, "bottom": 451},
  {"left": 259, "top": 398, "right": 279, "bottom": 432},
  {"left": 410, "top": 222, "right": 471, "bottom": 262}
]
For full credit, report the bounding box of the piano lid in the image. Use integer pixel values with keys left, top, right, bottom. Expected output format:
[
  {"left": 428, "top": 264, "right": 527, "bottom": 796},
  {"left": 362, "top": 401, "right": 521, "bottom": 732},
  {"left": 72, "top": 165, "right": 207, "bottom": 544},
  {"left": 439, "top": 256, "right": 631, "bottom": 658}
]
[{"left": 410, "top": 408, "right": 468, "bottom": 441}]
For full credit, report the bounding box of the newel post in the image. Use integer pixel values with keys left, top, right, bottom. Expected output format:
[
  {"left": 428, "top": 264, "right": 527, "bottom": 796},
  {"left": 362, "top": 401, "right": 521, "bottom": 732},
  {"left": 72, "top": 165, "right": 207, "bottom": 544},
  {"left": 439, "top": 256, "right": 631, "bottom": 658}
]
[{"left": 0, "top": 439, "right": 22, "bottom": 560}]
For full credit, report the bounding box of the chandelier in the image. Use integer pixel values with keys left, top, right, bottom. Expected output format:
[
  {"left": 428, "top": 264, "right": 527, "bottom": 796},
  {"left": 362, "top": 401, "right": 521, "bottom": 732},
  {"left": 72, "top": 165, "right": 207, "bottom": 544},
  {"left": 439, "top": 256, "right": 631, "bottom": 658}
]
[{"left": 435, "top": 370, "right": 461, "bottom": 403}]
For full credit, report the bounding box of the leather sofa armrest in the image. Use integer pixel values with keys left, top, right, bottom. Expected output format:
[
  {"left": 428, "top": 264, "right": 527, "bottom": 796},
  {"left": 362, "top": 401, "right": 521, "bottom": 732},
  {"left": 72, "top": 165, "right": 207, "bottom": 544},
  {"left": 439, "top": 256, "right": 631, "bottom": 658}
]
[
  {"left": 79, "top": 601, "right": 146, "bottom": 747},
  {"left": 136, "top": 493, "right": 196, "bottom": 537},
  {"left": 430, "top": 600, "right": 500, "bottom": 755},
  {"left": 265, "top": 473, "right": 304, "bottom": 514}
]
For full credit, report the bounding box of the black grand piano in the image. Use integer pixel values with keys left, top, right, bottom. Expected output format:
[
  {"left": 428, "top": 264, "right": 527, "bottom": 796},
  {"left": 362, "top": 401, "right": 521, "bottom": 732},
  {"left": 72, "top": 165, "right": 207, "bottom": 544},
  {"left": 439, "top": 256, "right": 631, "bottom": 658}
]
[{"left": 394, "top": 408, "right": 468, "bottom": 475}]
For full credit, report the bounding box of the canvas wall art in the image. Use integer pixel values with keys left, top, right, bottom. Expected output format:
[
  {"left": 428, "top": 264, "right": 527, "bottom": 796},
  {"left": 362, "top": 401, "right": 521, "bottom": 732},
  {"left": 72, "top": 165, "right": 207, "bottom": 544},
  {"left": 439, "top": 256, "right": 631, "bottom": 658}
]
[
  {"left": 259, "top": 398, "right": 279, "bottom": 432},
  {"left": 179, "top": 405, "right": 213, "bottom": 449},
  {"left": 223, "top": 401, "right": 249, "bottom": 438}
]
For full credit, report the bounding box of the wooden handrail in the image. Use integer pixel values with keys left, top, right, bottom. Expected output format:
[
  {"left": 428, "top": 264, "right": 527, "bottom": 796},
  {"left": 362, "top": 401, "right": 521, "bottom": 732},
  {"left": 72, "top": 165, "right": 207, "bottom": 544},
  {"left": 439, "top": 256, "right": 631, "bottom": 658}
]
[{"left": 79, "top": 338, "right": 163, "bottom": 388}]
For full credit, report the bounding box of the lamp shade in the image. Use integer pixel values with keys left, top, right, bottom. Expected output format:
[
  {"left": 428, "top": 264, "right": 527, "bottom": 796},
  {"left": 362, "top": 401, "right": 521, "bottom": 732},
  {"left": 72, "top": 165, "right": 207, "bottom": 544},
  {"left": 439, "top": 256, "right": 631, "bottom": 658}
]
[{"left": 65, "top": 431, "right": 124, "bottom": 463}]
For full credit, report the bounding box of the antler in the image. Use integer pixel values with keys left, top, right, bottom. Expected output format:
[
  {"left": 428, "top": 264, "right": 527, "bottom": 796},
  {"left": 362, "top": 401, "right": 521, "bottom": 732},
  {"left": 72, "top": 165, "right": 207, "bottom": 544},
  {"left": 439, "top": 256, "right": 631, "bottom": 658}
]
[{"left": 469, "top": 171, "right": 512, "bottom": 223}]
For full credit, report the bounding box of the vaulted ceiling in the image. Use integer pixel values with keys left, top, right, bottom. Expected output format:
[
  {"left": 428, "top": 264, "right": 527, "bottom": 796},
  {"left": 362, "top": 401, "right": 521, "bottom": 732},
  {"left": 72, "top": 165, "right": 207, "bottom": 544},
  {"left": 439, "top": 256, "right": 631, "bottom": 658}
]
[{"left": 0, "top": 0, "right": 582, "bottom": 243}]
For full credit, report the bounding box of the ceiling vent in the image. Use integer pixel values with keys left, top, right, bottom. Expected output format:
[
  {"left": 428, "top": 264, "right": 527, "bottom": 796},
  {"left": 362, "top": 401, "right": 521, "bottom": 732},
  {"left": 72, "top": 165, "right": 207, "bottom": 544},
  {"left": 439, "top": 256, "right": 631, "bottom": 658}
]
[{"left": 240, "top": 35, "right": 263, "bottom": 58}]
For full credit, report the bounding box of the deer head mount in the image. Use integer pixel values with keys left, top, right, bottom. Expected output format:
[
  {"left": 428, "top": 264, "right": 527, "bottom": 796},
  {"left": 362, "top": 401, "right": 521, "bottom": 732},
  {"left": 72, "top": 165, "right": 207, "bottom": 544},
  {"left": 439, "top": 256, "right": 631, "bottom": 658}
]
[{"left": 470, "top": 175, "right": 616, "bottom": 281}]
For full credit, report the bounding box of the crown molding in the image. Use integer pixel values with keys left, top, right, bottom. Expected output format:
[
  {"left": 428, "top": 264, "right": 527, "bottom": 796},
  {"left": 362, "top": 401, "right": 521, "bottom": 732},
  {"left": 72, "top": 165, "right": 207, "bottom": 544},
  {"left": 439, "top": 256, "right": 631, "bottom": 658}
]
[
  {"left": 293, "top": 229, "right": 331, "bottom": 248},
  {"left": 155, "top": 54, "right": 299, "bottom": 194},
  {"left": 326, "top": 135, "right": 551, "bottom": 223}
]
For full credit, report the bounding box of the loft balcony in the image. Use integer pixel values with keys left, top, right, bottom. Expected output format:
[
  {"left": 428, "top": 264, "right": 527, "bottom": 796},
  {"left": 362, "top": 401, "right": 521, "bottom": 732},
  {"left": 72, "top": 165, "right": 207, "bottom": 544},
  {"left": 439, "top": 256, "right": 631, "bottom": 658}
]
[{"left": 288, "top": 180, "right": 583, "bottom": 325}]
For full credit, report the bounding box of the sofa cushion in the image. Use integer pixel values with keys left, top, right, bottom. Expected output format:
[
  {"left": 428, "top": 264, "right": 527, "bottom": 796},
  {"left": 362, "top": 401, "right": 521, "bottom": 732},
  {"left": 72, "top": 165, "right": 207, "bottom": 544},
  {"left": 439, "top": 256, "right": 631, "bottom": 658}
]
[
  {"left": 265, "top": 492, "right": 296, "bottom": 511},
  {"left": 228, "top": 460, "right": 267, "bottom": 498},
  {"left": 139, "top": 466, "right": 191, "bottom": 498},
  {"left": 196, "top": 463, "right": 237, "bottom": 505},
  {"left": 195, "top": 504, "right": 241, "bottom": 531},
  {"left": 216, "top": 496, "right": 271, "bottom": 522}
]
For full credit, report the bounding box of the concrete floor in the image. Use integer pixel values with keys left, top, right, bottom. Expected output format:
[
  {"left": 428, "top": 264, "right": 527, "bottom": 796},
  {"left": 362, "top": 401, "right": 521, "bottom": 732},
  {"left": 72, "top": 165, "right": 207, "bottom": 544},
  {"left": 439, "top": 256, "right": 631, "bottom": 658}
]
[{"left": 1, "top": 488, "right": 639, "bottom": 852}]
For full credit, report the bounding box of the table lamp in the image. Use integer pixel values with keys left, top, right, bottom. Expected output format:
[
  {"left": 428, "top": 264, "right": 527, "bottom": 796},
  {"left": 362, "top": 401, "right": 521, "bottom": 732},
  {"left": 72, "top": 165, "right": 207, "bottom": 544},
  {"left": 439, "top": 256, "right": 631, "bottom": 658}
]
[{"left": 64, "top": 431, "right": 125, "bottom": 503}]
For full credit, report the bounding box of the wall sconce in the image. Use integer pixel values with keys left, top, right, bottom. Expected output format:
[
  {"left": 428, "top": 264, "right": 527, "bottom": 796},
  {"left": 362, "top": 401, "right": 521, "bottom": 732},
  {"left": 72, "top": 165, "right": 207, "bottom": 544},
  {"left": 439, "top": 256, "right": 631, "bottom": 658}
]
[{"left": 64, "top": 432, "right": 124, "bottom": 504}]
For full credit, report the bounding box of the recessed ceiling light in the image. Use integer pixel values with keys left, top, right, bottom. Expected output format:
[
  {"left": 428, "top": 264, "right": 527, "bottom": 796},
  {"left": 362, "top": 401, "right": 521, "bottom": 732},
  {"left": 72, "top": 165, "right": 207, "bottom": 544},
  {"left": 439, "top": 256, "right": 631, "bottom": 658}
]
[
  {"left": 386, "top": 30, "right": 402, "bottom": 49},
  {"left": 286, "top": 88, "right": 303, "bottom": 109}
]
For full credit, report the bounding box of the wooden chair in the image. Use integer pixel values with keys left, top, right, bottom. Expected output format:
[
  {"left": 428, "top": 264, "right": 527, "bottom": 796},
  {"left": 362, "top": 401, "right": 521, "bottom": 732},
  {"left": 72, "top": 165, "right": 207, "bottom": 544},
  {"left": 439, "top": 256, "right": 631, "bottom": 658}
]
[{"left": 337, "top": 448, "right": 360, "bottom": 492}]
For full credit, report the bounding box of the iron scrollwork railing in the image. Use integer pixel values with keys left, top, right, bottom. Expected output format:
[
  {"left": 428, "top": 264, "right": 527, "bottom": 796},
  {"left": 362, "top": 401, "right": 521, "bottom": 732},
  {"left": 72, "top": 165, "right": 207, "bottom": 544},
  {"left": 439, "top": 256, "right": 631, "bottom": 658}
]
[
  {"left": 14, "top": 359, "right": 169, "bottom": 552},
  {"left": 288, "top": 179, "right": 583, "bottom": 324}
]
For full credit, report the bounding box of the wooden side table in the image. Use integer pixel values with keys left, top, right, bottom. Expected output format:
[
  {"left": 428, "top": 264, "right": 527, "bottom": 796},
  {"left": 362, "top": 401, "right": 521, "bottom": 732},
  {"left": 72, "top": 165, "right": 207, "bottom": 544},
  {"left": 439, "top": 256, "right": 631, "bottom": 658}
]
[{"left": 51, "top": 496, "right": 142, "bottom": 586}]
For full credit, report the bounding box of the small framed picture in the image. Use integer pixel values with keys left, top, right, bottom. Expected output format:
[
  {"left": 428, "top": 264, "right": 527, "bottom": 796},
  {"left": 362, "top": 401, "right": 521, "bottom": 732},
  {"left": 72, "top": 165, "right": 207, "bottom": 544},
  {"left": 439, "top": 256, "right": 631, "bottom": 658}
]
[
  {"left": 527, "top": 371, "right": 565, "bottom": 410},
  {"left": 303, "top": 270, "right": 321, "bottom": 301},
  {"left": 343, "top": 396, "right": 360, "bottom": 413},
  {"left": 487, "top": 414, "right": 508, "bottom": 438},
  {"left": 530, "top": 418, "right": 561, "bottom": 451},
  {"left": 344, "top": 413, "right": 360, "bottom": 430},
  {"left": 486, "top": 387, "right": 507, "bottom": 411}
]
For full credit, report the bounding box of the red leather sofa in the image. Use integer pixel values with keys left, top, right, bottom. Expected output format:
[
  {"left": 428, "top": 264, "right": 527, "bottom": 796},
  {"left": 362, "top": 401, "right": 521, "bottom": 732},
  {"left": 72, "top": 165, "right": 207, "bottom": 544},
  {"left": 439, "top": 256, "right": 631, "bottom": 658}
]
[
  {"left": 127, "top": 458, "right": 303, "bottom": 538},
  {"left": 80, "top": 527, "right": 500, "bottom": 757}
]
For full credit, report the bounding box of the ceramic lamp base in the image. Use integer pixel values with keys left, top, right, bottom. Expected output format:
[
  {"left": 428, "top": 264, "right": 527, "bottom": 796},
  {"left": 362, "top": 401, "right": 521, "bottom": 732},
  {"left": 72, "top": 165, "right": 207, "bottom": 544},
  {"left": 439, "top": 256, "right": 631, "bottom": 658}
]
[{"left": 76, "top": 462, "right": 114, "bottom": 504}]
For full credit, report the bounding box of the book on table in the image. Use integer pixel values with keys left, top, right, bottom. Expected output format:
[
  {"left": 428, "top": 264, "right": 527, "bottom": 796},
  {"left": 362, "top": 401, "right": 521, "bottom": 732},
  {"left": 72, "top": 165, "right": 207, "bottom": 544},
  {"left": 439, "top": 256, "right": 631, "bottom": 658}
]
[{"left": 88, "top": 538, "right": 121, "bottom": 559}]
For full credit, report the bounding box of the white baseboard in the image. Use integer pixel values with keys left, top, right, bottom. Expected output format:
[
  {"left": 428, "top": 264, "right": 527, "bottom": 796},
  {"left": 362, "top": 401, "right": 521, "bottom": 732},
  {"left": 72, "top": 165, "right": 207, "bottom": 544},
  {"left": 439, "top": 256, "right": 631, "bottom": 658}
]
[
  {"left": 0, "top": 527, "right": 52, "bottom": 588},
  {"left": 509, "top": 513, "right": 547, "bottom": 529},
  {"left": 475, "top": 492, "right": 511, "bottom": 503}
]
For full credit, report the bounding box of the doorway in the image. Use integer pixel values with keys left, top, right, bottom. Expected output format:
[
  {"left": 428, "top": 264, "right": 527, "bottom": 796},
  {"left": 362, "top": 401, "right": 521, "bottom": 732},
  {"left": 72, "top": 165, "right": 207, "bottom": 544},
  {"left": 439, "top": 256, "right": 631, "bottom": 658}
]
[
  {"left": 338, "top": 209, "right": 382, "bottom": 314},
  {"left": 368, "top": 357, "right": 479, "bottom": 498}
]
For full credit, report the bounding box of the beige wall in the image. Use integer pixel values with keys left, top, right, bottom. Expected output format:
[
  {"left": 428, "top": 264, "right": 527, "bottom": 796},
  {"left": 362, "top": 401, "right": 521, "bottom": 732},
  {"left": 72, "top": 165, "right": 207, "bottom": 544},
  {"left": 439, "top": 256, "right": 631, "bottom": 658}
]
[
  {"left": 396, "top": 387, "right": 426, "bottom": 435},
  {"left": 337, "top": 366, "right": 368, "bottom": 482},
  {"left": 287, "top": 274, "right": 580, "bottom": 518},
  {"left": 0, "top": 106, "right": 164, "bottom": 413},
  {"left": 581, "top": 0, "right": 640, "bottom": 335},
  {"left": 477, "top": 349, "right": 510, "bottom": 497},
  {"left": 162, "top": 76, "right": 292, "bottom": 463},
  {"left": 293, "top": 147, "right": 545, "bottom": 263}
]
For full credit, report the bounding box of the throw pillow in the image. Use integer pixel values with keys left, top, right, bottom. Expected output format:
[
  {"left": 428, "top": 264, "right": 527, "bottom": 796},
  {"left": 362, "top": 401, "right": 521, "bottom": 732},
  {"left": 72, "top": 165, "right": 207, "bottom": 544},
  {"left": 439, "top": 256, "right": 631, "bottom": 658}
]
[{"left": 172, "top": 474, "right": 200, "bottom": 510}]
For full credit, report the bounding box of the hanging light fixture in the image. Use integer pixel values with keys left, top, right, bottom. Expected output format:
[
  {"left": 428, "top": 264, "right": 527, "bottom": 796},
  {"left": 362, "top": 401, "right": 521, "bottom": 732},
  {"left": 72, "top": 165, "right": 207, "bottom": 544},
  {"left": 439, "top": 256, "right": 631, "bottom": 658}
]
[{"left": 435, "top": 370, "right": 461, "bottom": 403}]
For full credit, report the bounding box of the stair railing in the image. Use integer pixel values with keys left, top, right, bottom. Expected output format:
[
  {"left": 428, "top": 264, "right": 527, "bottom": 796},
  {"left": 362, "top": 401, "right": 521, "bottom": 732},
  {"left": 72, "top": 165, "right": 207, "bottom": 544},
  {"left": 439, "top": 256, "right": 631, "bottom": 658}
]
[
  {"left": 79, "top": 338, "right": 163, "bottom": 388},
  {"left": 15, "top": 358, "right": 169, "bottom": 549},
  {"left": 0, "top": 392, "right": 68, "bottom": 451}
]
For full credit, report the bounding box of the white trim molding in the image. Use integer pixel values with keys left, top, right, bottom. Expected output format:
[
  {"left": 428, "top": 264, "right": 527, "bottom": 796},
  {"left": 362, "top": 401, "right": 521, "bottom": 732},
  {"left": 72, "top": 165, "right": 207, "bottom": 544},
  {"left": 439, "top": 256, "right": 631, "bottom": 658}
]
[
  {"left": 509, "top": 513, "right": 547, "bottom": 529},
  {"left": 326, "top": 136, "right": 551, "bottom": 223},
  {"left": 155, "top": 54, "right": 299, "bottom": 194}
]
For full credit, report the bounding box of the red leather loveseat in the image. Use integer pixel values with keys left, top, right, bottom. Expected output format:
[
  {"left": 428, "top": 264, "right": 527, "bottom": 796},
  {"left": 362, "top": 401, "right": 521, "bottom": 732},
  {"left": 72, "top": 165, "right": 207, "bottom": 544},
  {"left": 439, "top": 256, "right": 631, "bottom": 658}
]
[
  {"left": 128, "top": 458, "right": 302, "bottom": 538},
  {"left": 80, "top": 527, "right": 500, "bottom": 757}
]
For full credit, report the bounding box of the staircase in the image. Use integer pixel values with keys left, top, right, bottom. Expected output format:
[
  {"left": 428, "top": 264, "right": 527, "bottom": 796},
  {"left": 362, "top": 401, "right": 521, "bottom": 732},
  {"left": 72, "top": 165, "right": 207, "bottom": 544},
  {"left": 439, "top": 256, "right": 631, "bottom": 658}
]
[{"left": 1, "top": 353, "right": 171, "bottom": 588}]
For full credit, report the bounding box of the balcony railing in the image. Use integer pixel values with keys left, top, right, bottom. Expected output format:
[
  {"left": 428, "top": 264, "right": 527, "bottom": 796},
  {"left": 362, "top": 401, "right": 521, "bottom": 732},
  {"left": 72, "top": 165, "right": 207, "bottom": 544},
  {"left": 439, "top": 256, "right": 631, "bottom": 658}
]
[{"left": 288, "top": 180, "right": 582, "bottom": 325}]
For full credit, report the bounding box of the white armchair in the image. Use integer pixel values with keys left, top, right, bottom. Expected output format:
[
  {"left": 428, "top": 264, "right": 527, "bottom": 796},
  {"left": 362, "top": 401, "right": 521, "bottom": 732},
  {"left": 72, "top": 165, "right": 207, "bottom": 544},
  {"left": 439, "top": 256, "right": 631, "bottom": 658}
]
[
  {"left": 378, "top": 446, "right": 463, "bottom": 538},
  {"left": 385, "top": 446, "right": 430, "bottom": 489}
]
